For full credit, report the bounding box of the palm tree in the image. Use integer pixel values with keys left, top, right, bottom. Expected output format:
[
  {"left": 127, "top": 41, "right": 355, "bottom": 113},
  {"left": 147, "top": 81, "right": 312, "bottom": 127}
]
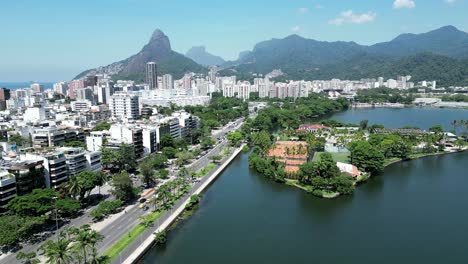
[
  {"left": 95, "top": 172, "right": 107, "bottom": 196},
  {"left": 297, "top": 144, "right": 305, "bottom": 156},
  {"left": 70, "top": 225, "right": 103, "bottom": 264},
  {"left": 451, "top": 120, "right": 458, "bottom": 132},
  {"left": 40, "top": 238, "right": 73, "bottom": 264},
  {"left": 66, "top": 176, "right": 81, "bottom": 199}
]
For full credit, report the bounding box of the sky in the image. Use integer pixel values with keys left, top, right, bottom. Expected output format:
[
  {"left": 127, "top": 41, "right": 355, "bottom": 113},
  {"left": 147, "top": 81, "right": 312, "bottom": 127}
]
[{"left": 0, "top": 0, "right": 467, "bottom": 82}]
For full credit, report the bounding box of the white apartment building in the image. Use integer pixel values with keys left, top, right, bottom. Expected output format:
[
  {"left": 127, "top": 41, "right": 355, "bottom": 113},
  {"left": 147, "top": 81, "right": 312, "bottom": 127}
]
[
  {"left": 86, "top": 131, "right": 107, "bottom": 152},
  {"left": 109, "top": 92, "right": 140, "bottom": 120},
  {"left": 85, "top": 151, "right": 102, "bottom": 172},
  {"left": 57, "top": 147, "right": 88, "bottom": 177},
  {"left": 0, "top": 170, "right": 16, "bottom": 211},
  {"left": 23, "top": 107, "right": 46, "bottom": 123},
  {"left": 71, "top": 100, "right": 92, "bottom": 112},
  {"left": 21, "top": 151, "right": 68, "bottom": 189}
]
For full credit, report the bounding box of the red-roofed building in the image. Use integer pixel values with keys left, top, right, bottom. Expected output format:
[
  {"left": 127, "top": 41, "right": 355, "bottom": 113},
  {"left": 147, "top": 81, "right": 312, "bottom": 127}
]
[
  {"left": 336, "top": 162, "right": 361, "bottom": 178},
  {"left": 297, "top": 124, "right": 331, "bottom": 134}
]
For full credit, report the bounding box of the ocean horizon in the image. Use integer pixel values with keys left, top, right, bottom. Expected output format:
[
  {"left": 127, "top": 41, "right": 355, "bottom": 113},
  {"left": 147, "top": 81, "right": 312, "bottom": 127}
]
[{"left": 0, "top": 82, "right": 55, "bottom": 90}]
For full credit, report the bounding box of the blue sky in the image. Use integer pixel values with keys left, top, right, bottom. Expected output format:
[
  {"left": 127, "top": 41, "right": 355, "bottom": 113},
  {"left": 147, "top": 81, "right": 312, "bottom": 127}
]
[{"left": 0, "top": 0, "right": 466, "bottom": 82}]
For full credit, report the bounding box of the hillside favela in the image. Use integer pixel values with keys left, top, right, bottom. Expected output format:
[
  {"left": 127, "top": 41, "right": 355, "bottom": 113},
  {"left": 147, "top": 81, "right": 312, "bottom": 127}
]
[{"left": 1, "top": 1, "right": 468, "bottom": 264}]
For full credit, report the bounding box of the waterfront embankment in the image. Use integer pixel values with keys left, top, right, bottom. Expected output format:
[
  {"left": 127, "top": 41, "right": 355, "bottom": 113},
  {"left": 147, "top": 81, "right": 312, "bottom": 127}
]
[{"left": 115, "top": 144, "right": 245, "bottom": 264}]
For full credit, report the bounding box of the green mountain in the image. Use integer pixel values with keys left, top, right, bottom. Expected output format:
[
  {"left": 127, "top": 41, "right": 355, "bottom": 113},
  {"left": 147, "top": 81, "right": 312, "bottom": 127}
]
[
  {"left": 369, "top": 26, "right": 468, "bottom": 58},
  {"left": 75, "top": 29, "right": 207, "bottom": 81},
  {"left": 221, "top": 26, "right": 468, "bottom": 86}
]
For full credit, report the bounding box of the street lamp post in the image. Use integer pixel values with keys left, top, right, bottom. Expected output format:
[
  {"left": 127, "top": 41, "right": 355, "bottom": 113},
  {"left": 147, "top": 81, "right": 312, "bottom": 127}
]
[{"left": 53, "top": 196, "right": 59, "bottom": 240}]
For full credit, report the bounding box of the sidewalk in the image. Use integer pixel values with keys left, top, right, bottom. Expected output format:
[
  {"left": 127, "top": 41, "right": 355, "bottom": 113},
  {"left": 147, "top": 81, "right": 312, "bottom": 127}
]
[{"left": 113, "top": 144, "right": 245, "bottom": 264}]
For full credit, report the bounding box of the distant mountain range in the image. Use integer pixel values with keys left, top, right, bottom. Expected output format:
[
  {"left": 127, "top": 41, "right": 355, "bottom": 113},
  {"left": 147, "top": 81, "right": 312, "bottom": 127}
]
[
  {"left": 76, "top": 26, "right": 468, "bottom": 86},
  {"left": 75, "top": 30, "right": 207, "bottom": 81},
  {"left": 223, "top": 25, "right": 468, "bottom": 86},
  {"left": 185, "top": 46, "right": 225, "bottom": 66}
]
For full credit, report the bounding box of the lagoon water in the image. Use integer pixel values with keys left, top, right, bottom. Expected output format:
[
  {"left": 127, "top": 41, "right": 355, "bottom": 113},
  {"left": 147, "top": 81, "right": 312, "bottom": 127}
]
[{"left": 140, "top": 108, "right": 468, "bottom": 264}]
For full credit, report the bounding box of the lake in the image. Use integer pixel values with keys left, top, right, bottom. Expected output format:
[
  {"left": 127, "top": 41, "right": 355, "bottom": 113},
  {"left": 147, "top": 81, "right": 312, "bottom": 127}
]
[{"left": 140, "top": 108, "right": 468, "bottom": 264}]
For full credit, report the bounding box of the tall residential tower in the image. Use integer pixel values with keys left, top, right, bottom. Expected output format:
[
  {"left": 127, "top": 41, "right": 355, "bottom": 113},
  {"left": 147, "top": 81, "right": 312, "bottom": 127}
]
[{"left": 146, "top": 62, "right": 158, "bottom": 89}]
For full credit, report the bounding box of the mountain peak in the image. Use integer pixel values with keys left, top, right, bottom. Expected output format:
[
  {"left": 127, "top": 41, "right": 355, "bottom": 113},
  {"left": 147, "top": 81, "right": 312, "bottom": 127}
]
[
  {"left": 435, "top": 25, "right": 459, "bottom": 32},
  {"left": 185, "top": 46, "right": 225, "bottom": 66},
  {"left": 187, "top": 46, "right": 207, "bottom": 53},
  {"left": 150, "top": 29, "right": 167, "bottom": 42}
]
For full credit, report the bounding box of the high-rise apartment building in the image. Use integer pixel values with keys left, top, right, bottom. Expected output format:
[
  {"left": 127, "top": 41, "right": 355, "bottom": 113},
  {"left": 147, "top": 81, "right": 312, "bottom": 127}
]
[
  {"left": 146, "top": 62, "right": 158, "bottom": 89},
  {"left": 161, "top": 74, "right": 173, "bottom": 89},
  {"left": 109, "top": 92, "right": 140, "bottom": 120},
  {"left": 30, "top": 83, "right": 44, "bottom": 93}
]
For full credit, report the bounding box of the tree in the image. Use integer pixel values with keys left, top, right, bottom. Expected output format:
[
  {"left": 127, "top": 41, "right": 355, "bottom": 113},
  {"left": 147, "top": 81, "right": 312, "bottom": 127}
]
[
  {"left": 154, "top": 231, "right": 167, "bottom": 245},
  {"left": 209, "top": 155, "right": 222, "bottom": 163},
  {"left": 8, "top": 133, "right": 29, "bottom": 147},
  {"left": 74, "top": 171, "right": 101, "bottom": 200},
  {"left": 16, "top": 251, "right": 39, "bottom": 264},
  {"left": 160, "top": 134, "right": 174, "bottom": 148},
  {"left": 92, "top": 122, "right": 111, "bottom": 131},
  {"left": 429, "top": 125, "right": 444, "bottom": 133},
  {"left": 40, "top": 238, "right": 73, "bottom": 264},
  {"left": 359, "top": 120, "right": 369, "bottom": 130},
  {"left": 90, "top": 200, "right": 123, "bottom": 221},
  {"left": 95, "top": 172, "right": 107, "bottom": 196},
  {"left": 158, "top": 169, "right": 170, "bottom": 179},
  {"left": 139, "top": 159, "right": 155, "bottom": 185},
  {"left": 7, "top": 188, "right": 57, "bottom": 217},
  {"left": 162, "top": 147, "right": 177, "bottom": 159},
  {"left": 227, "top": 131, "right": 243, "bottom": 147},
  {"left": 110, "top": 171, "right": 135, "bottom": 202},
  {"left": 139, "top": 214, "right": 154, "bottom": 228},
  {"left": 349, "top": 141, "right": 385, "bottom": 174},
  {"left": 152, "top": 154, "right": 168, "bottom": 170},
  {"left": 200, "top": 137, "right": 215, "bottom": 149},
  {"left": 69, "top": 225, "right": 103, "bottom": 264},
  {"left": 101, "top": 144, "right": 137, "bottom": 172},
  {"left": 331, "top": 175, "right": 355, "bottom": 194},
  {"left": 0, "top": 215, "right": 45, "bottom": 247},
  {"left": 175, "top": 151, "right": 194, "bottom": 167},
  {"left": 251, "top": 131, "right": 272, "bottom": 153},
  {"left": 453, "top": 139, "right": 466, "bottom": 150},
  {"left": 66, "top": 176, "right": 81, "bottom": 199},
  {"left": 63, "top": 141, "right": 86, "bottom": 148},
  {"left": 55, "top": 198, "right": 81, "bottom": 217}
]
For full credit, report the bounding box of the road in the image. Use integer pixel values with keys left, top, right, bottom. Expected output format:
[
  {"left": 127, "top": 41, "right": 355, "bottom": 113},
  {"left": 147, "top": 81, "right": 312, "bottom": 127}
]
[
  {"left": 96, "top": 118, "right": 245, "bottom": 257},
  {"left": 110, "top": 143, "right": 245, "bottom": 264},
  {"left": 0, "top": 118, "right": 244, "bottom": 264}
]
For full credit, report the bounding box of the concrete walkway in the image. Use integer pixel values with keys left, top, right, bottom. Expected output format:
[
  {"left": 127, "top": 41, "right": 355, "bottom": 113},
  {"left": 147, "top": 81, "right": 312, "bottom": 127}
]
[{"left": 113, "top": 144, "right": 245, "bottom": 264}]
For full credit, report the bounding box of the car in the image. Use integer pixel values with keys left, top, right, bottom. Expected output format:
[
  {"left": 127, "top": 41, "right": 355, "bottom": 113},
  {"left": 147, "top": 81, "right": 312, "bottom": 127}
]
[
  {"left": 139, "top": 202, "right": 147, "bottom": 209},
  {"left": 143, "top": 206, "right": 149, "bottom": 211},
  {"left": 139, "top": 198, "right": 147, "bottom": 203}
]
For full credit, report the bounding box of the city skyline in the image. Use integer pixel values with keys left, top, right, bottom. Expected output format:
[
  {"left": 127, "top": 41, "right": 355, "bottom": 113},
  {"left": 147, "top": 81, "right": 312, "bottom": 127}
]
[{"left": 1, "top": 0, "right": 467, "bottom": 81}]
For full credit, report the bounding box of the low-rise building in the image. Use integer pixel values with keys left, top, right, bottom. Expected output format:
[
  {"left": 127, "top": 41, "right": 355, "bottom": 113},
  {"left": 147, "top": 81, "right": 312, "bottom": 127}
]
[
  {"left": 85, "top": 151, "right": 102, "bottom": 172},
  {"left": 0, "top": 170, "right": 16, "bottom": 211},
  {"left": 31, "top": 127, "right": 66, "bottom": 148}
]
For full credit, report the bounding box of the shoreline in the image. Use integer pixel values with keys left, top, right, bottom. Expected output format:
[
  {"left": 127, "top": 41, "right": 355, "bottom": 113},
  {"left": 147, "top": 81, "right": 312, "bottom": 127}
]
[
  {"left": 283, "top": 148, "right": 467, "bottom": 199},
  {"left": 117, "top": 144, "right": 245, "bottom": 264}
]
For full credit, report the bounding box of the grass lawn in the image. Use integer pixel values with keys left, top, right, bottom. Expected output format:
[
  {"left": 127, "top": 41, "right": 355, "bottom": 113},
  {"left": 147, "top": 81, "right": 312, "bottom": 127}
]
[
  {"left": 312, "top": 152, "right": 350, "bottom": 163},
  {"left": 194, "top": 163, "right": 216, "bottom": 178},
  {"left": 104, "top": 210, "right": 165, "bottom": 261}
]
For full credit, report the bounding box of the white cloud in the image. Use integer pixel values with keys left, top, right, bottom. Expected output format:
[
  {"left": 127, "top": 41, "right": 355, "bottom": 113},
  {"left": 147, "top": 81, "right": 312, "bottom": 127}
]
[
  {"left": 291, "top": 26, "right": 300, "bottom": 32},
  {"left": 393, "top": 0, "right": 416, "bottom": 9},
  {"left": 297, "top": 7, "right": 309, "bottom": 14},
  {"left": 444, "top": 0, "right": 456, "bottom": 4},
  {"left": 328, "top": 10, "right": 376, "bottom": 26},
  {"left": 315, "top": 4, "right": 324, "bottom": 9}
]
